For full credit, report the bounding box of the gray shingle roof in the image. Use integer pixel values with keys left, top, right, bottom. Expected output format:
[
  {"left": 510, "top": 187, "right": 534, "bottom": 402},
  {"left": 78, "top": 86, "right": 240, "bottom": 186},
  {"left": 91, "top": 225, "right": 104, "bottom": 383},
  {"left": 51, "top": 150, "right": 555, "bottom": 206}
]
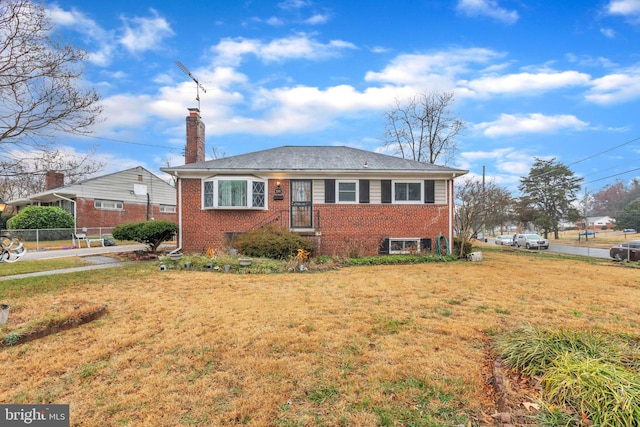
[{"left": 165, "top": 146, "right": 467, "bottom": 174}]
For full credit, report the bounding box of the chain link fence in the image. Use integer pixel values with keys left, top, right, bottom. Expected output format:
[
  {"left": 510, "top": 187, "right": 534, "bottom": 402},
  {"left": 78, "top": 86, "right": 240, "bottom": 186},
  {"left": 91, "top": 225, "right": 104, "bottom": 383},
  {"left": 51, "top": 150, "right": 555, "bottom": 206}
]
[{"left": 0, "top": 227, "right": 115, "bottom": 251}]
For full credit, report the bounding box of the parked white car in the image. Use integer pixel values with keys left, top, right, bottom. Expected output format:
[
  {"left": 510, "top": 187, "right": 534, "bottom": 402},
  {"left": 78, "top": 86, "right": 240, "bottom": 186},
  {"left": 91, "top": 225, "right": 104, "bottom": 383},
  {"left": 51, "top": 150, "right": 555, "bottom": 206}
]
[
  {"left": 495, "top": 235, "right": 514, "bottom": 246},
  {"left": 515, "top": 233, "right": 549, "bottom": 249}
]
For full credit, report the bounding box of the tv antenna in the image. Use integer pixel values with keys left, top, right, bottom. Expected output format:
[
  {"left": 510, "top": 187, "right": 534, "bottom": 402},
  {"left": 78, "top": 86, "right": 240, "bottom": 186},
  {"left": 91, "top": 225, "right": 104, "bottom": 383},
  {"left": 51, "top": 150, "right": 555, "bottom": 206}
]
[{"left": 174, "top": 61, "right": 207, "bottom": 111}]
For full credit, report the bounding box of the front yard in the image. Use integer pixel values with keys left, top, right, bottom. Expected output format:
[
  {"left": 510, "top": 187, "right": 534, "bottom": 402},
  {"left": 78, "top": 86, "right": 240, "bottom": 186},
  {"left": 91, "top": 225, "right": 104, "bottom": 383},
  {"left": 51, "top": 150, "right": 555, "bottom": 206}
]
[{"left": 0, "top": 251, "right": 638, "bottom": 426}]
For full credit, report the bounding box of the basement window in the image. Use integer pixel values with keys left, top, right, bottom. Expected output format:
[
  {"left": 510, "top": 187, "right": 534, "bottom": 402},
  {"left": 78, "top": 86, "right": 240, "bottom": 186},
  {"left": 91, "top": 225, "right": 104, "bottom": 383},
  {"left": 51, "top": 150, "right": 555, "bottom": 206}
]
[
  {"left": 389, "top": 239, "right": 419, "bottom": 254},
  {"left": 159, "top": 204, "right": 176, "bottom": 213}
]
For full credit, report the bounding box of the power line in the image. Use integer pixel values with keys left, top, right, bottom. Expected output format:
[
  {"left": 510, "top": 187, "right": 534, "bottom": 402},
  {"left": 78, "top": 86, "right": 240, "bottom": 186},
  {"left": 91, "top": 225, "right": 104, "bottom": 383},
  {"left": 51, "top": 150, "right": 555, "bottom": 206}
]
[
  {"left": 584, "top": 166, "right": 640, "bottom": 185},
  {"left": 524, "top": 135, "right": 640, "bottom": 182},
  {"left": 566, "top": 135, "right": 640, "bottom": 168},
  {"left": 80, "top": 134, "right": 177, "bottom": 150}
]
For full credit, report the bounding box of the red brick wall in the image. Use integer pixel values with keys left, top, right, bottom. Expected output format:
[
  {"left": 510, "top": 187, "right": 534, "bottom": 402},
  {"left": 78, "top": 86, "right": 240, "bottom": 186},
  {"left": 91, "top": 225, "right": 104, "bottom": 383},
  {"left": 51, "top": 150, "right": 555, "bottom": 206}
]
[
  {"left": 179, "top": 178, "right": 451, "bottom": 256},
  {"left": 75, "top": 198, "right": 177, "bottom": 229}
]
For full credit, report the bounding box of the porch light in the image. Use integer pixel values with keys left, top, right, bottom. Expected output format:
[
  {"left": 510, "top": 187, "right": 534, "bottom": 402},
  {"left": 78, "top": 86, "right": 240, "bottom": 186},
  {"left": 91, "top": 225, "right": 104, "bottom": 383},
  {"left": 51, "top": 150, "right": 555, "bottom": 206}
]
[{"left": 0, "top": 197, "right": 6, "bottom": 213}]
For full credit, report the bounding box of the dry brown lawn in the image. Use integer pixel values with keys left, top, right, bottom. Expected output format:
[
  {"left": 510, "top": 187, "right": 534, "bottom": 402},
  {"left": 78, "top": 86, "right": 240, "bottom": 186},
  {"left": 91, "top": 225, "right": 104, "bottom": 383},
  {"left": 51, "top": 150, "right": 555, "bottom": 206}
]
[{"left": 1, "top": 250, "right": 639, "bottom": 426}]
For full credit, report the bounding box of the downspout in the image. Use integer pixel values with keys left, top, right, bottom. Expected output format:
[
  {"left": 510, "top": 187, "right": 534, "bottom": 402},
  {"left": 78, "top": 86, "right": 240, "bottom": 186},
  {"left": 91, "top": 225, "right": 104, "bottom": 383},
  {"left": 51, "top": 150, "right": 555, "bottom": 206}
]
[
  {"left": 53, "top": 193, "right": 77, "bottom": 232},
  {"left": 449, "top": 177, "right": 454, "bottom": 255},
  {"left": 177, "top": 174, "right": 183, "bottom": 251}
]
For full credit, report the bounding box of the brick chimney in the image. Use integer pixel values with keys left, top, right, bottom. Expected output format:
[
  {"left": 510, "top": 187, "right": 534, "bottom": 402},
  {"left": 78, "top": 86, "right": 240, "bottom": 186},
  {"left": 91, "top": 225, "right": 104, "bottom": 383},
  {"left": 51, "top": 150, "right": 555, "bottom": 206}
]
[
  {"left": 45, "top": 171, "right": 64, "bottom": 190},
  {"left": 185, "top": 108, "right": 205, "bottom": 164}
]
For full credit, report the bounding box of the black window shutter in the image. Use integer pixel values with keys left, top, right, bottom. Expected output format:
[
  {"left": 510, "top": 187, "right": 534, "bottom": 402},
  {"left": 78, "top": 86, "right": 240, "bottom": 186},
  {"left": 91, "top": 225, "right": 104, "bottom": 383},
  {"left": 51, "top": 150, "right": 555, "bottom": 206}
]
[
  {"left": 381, "top": 180, "right": 392, "bottom": 203},
  {"left": 420, "top": 238, "right": 432, "bottom": 253},
  {"left": 359, "top": 180, "right": 370, "bottom": 203},
  {"left": 379, "top": 238, "right": 390, "bottom": 254},
  {"left": 424, "top": 180, "right": 435, "bottom": 204},
  {"left": 324, "top": 179, "right": 335, "bottom": 203}
]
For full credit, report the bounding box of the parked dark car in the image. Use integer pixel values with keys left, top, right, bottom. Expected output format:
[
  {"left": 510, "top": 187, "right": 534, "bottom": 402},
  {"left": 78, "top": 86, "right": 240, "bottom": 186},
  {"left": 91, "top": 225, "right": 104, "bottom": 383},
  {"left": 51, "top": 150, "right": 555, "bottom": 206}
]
[{"left": 610, "top": 240, "right": 640, "bottom": 261}]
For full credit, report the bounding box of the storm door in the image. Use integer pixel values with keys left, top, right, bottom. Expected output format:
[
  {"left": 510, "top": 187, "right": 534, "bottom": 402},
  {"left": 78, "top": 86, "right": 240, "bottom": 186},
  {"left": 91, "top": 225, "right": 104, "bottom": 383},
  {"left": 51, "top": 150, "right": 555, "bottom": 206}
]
[{"left": 290, "top": 179, "right": 312, "bottom": 228}]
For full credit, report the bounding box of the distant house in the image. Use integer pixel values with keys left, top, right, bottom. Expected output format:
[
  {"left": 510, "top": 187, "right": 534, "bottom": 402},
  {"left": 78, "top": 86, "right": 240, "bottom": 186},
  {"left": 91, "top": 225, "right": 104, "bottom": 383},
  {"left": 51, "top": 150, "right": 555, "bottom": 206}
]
[
  {"left": 577, "top": 216, "right": 615, "bottom": 229},
  {"left": 7, "top": 166, "right": 177, "bottom": 231},
  {"left": 162, "top": 109, "right": 467, "bottom": 256}
]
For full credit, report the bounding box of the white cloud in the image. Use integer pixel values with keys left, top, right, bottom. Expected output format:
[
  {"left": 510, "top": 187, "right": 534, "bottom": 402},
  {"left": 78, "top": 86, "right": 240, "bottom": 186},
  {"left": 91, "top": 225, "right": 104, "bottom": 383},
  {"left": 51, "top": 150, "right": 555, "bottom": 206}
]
[
  {"left": 456, "top": 148, "right": 534, "bottom": 188},
  {"left": 211, "top": 33, "right": 356, "bottom": 67},
  {"left": 600, "top": 27, "right": 616, "bottom": 38},
  {"left": 278, "top": 0, "right": 312, "bottom": 10},
  {"left": 606, "top": 0, "right": 640, "bottom": 18},
  {"left": 47, "top": 5, "right": 116, "bottom": 66},
  {"left": 365, "top": 48, "right": 504, "bottom": 87},
  {"left": 460, "top": 70, "right": 591, "bottom": 97},
  {"left": 586, "top": 67, "right": 640, "bottom": 104},
  {"left": 456, "top": 0, "right": 519, "bottom": 24},
  {"left": 474, "top": 113, "right": 589, "bottom": 137},
  {"left": 265, "top": 16, "right": 285, "bottom": 26},
  {"left": 119, "top": 9, "right": 174, "bottom": 54},
  {"left": 304, "top": 13, "right": 330, "bottom": 25}
]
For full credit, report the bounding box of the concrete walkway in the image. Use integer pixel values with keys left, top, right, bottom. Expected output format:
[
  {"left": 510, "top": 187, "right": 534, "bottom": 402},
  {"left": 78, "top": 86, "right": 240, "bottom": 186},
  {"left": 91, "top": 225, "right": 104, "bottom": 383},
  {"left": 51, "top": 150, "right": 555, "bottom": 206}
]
[{"left": 0, "top": 244, "right": 175, "bottom": 281}]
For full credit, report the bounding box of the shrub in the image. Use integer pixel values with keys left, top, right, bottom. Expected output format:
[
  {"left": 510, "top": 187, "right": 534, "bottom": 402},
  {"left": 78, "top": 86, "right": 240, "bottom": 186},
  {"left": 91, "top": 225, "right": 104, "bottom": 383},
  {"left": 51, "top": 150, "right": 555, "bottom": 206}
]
[
  {"left": 7, "top": 206, "right": 74, "bottom": 230},
  {"left": 453, "top": 237, "right": 472, "bottom": 258},
  {"left": 232, "top": 225, "right": 315, "bottom": 259},
  {"left": 1, "top": 212, "right": 13, "bottom": 230},
  {"left": 112, "top": 220, "right": 177, "bottom": 253}
]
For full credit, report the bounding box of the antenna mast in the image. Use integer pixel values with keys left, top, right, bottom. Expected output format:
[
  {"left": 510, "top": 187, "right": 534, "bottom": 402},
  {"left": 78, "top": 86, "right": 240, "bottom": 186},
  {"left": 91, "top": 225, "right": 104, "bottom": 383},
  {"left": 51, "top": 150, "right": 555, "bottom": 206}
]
[{"left": 174, "top": 61, "right": 207, "bottom": 111}]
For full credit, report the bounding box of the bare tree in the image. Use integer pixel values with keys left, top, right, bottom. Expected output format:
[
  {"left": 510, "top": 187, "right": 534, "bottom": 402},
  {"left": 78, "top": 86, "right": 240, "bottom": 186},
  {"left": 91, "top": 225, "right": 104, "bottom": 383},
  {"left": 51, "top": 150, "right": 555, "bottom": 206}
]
[
  {"left": 0, "top": 0, "right": 102, "bottom": 150},
  {"left": 454, "top": 178, "right": 509, "bottom": 257},
  {"left": 0, "top": 149, "right": 104, "bottom": 200},
  {"left": 383, "top": 90, "right": 465, "bottom": 165}
]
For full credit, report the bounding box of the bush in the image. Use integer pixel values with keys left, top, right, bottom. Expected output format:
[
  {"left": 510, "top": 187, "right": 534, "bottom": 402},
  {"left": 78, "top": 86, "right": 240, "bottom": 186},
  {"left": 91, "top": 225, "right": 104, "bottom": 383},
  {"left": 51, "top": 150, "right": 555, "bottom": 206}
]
[
  {"left": 453, "top": 237, "right": 473, "bottom": 258},
  {"left": 232, "top": 225, "right": 316, "bottom": 259},
  {"left": 112, "top": 220, "right": 177, "bottom": 253},
  {"left": 1, "top": 212, "right": 14, "bottom": 230},
  {"left": 6, "top": 206, "right": 74, "bottom": 230}
]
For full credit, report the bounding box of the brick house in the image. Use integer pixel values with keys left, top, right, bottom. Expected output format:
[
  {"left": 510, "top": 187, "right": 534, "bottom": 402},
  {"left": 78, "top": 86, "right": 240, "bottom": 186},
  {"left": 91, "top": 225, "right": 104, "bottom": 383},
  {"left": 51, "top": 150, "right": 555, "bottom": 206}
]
[
  {"left": 7, "top": 166, "right": 177, "bottom": 231},
  {"left": 162, "top": 109, "right": 467, "bottom": 256}
]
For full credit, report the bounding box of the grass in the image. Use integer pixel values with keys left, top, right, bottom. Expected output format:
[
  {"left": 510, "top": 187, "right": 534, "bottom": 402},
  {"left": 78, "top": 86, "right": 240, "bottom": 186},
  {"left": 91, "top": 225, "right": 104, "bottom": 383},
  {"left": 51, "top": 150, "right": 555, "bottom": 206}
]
[
  {"left": 0, "top": 257, "right": 92, "bottom": 277},
  {"left": 0, "top": 250, "right": 639, "bottom": 426}
]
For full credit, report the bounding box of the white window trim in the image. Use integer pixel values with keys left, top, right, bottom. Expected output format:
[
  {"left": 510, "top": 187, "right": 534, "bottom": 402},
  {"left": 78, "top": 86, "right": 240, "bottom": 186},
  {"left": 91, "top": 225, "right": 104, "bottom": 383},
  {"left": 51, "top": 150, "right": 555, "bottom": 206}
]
[
  {"left": 94, "top": 199, "right": 124, "bottom": 210},
  {"left": 389, "top": 238, "right": 421, "bottom": 254},
  {"left": 392, "top": 180, "right": 423, "bottom": 204},
  {"left": 202, "top": 176, "right": 267, "bottom": 210},
  {"left": 336, "top": 180, "right": 359, "bottom": 204},
  {"left": 159, "top": 204, "right": 176, "bottom": 213}
]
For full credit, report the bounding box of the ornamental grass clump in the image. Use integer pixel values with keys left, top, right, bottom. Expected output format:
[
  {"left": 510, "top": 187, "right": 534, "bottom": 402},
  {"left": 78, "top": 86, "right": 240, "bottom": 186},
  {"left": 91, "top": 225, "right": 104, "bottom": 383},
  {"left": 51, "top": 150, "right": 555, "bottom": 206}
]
[
  {"left": 543, "top": 354, "right": 640, "bottom": 427},
  {"left": 495, "top": 325, "right": 640, "bottom": 426}
]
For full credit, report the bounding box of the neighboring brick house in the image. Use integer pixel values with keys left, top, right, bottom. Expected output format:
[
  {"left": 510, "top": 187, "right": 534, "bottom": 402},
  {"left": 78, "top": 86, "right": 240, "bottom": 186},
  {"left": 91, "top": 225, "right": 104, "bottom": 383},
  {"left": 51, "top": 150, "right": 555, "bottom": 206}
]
[
  {"left": 7, "top": 167, "right": 177, "bottom": 231},
  {"left": 162, "top": 109, "right": 467, "bottom": 256}
]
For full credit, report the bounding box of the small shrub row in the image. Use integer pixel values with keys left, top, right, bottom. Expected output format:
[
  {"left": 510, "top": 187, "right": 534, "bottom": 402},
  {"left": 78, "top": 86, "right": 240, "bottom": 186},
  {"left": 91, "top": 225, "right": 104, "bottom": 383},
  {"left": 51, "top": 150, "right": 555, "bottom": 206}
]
[{"left": 343, "top": 253, "right": 458, "bottom": 266}]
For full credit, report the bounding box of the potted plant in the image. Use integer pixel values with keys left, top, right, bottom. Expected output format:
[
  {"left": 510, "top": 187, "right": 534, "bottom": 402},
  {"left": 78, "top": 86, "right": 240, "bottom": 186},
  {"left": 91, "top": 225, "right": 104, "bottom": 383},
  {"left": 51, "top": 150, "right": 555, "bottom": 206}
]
[{"left": 238, "top": 257, "right": 252, "bottom": 266}]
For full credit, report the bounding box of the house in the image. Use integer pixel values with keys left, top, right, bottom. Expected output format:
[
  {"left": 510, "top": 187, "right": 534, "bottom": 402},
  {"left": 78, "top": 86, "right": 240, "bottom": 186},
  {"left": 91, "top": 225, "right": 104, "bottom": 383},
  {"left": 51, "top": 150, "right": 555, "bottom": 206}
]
[
  {"left": 577, "top": 216, "right": 615, "bottom": 230},
  {"left": 161, "top": 109, "right": 467, "bottom": 256},
  {"left": 7, "top": 166, "right": 177, "bottom": 231}
]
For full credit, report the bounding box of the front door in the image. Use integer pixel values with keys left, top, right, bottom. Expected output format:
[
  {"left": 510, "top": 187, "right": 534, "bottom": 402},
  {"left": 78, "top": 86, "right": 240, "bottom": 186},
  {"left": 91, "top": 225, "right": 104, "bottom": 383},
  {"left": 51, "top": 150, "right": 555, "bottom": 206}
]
[{"left": 290, "top": 179, "right": 312, "bottom": 228}]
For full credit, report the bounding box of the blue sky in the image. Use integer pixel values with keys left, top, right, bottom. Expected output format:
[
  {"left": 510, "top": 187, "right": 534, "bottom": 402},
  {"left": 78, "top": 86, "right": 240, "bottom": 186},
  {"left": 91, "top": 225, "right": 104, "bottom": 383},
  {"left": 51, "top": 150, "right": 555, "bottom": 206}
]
[{"left": 37, "top": 0, "right": 640, "bottom": 193}]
